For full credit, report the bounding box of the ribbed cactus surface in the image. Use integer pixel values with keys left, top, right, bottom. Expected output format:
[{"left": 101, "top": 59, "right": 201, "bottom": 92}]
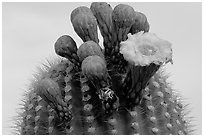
[{"left": 16, "top": 2, "right": 192, "bottom": 135}]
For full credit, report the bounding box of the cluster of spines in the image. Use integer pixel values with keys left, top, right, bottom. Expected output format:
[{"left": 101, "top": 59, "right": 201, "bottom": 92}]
[
  {"left": 20, "top": 92, "right": 49, "bottom": 135},
  {"left": 17, "top": 58, "right": 192, "bottom": 135},
  {"left": 62, "top": 65, "right": 74, "bottom": 134},
  {"left": 80, "top": 75, "right": 97, "bottom": 134},
  {"left": 106, "top": 113, "right": 119, "bottom": 134},
  {"left": 47, "top": 106, "right": 55, "bottom": 134},
  {"left": 17, "top": 60, "right": 71, "bottom": 135},
  {"left": 23, "top": 92, "right": 37, "bottom": 134},
  {"left": 124, "top": 70, "right": 191, "bottom": 135}
]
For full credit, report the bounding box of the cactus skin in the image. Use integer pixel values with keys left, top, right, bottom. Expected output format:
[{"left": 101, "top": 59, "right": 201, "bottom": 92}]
[{"left": 17, "top": 2, "right": 193, "bottom": 135}]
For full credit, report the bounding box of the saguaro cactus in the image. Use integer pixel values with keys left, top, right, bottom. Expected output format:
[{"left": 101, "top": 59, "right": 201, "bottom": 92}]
[{"left": 16, "top": 2, "right": 193, "bottom": 135}]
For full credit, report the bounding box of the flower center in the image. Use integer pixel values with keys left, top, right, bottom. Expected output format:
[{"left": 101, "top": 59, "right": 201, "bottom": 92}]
[{"left": 138, "top": 44, "right": 157, "bottom": 56}]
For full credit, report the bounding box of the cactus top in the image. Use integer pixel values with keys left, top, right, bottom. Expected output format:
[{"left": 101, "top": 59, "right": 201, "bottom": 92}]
[{"left": 120, "top": 31, "right": 172, "bottom": 66}]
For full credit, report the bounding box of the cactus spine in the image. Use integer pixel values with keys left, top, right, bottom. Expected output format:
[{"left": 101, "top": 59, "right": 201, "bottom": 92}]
[{"left": 16, "top": 2, "right": 193, "bottom": 135}]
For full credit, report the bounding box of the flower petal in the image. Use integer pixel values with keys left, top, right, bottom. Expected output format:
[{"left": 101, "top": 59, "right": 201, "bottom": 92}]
[{"left": 120, "top": 32, "right": 172, "bottom": 66}]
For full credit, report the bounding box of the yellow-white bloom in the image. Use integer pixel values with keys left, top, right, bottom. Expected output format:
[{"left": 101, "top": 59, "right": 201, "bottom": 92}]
[{"left": 120, "top": 31, "right": 172, "bottom": 66}]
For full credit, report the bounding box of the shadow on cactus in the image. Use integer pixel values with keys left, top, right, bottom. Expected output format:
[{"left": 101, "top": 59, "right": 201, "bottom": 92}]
[{"left": 16, "top": 2, "right": 194, "bottom": 135}]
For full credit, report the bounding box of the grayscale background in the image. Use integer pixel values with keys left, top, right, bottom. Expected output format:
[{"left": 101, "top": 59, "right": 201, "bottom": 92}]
[{"left": 2, "top": 2, "right": 202, "bottom": 135}]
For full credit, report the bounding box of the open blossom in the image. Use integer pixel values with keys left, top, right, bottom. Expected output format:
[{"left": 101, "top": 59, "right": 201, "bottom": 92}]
[{"left": 120, "top": 31, "right": 172, "bottom": 66}]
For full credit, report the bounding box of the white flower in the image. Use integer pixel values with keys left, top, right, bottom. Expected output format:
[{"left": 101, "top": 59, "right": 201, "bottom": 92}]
[{"left": 120, "top": 31, "right": 172, "bottom": 66}]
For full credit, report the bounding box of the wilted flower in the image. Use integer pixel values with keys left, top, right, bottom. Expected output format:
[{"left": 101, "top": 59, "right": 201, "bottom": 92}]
[{"left": 120, "top": 31, "right": 172, "bottom": 66}]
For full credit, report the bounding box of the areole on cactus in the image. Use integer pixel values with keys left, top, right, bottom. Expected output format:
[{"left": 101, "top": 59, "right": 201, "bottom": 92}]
[{"left": 16, "top": 2, "right": 193, "bottom": 135}]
